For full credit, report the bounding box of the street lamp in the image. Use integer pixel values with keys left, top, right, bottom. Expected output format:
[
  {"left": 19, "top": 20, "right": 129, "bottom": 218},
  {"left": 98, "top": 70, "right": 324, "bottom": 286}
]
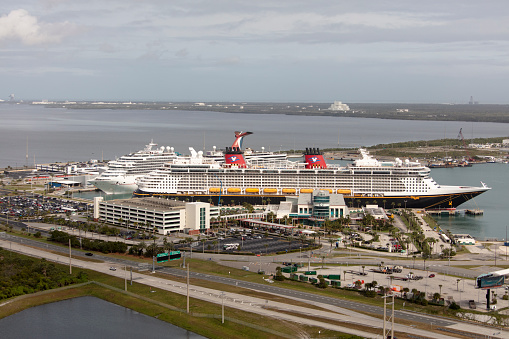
[{"left": 221, "top": 292, "right": 225, "bottom": 324}]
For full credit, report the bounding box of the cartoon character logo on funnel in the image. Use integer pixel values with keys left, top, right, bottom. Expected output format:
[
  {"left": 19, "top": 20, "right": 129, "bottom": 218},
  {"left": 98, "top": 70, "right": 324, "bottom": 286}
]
[
  {"left": 309, "top": 156, "right": 319, "bottom": 163},
  {"left": 227, "top": 155, "right": 239, "bottom": 163}
]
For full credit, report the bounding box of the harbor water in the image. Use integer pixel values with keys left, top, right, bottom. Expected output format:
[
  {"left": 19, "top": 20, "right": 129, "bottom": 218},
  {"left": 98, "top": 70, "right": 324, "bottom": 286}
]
[{"left": 429, "top": 163, "right": 508, "bottom": 241}]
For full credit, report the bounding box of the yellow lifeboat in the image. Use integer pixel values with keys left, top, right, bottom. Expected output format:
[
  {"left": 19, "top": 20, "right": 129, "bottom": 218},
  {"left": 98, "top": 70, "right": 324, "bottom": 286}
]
[
  {"left": 263, "top": 188, "right": 277, "bottom": 194},
  {"left": 300, "top": 188, "right": 313, "bottom": 193},
  {"left": 282, "top": 188, "right": 296, "bottom": 194},
  {"left": 209, "top": 187, "right": 221, "bottom": 193},
  {"left": 245, "top": 188, "right": 259, "bottom": 193},
  {"left": 320, "top": 189, "right": 333, "bottom": 193},
  {"left": 227, "top": 187, "right": 241, "bottom": 193},
  {"left": 337, "top": 189, "right": 351, "bottom": 194}
]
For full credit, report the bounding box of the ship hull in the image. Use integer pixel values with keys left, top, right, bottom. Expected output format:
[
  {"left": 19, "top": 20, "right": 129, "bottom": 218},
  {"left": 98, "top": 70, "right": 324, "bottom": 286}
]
[
  {"left": 90, "top": 179, "right": 137, "bottom": 195},
  {"left": 132, "top": 189, "right": 487, "bottom": 209}
]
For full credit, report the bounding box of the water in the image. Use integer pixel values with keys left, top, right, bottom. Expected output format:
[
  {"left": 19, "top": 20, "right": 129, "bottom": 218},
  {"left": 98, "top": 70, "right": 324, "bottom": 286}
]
[
  {"left": 2, "top": 104, "right": 507, "bottom": 239},
  {"left": 1, "top": 104, "right": 508, "bottom": 168},
  {"left": 0, "top": 296, "right": 205, "bottom": 339},
  {"left": 429, "top": 163, "right": 508, "bottom": 241}
]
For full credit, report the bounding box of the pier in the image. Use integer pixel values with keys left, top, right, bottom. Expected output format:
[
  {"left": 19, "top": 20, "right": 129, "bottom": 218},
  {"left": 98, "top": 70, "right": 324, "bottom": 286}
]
[{"left": 426, "top": 208, "right": 484, "bottom": 216}]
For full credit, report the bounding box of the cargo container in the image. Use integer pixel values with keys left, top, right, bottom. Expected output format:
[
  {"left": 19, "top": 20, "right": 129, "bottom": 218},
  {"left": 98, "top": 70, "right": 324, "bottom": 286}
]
[
  {"left": 304, "top": 271, "right": 317, "bottom": 275},
  {"left": 328, "top": 274, "right": 341, "bottom": 280},
  {"left": 331, "top": 280, "right": 341, "bottom": 288},
  {"left": 299, "top": 275, "right": 309, "bottom": 282}
]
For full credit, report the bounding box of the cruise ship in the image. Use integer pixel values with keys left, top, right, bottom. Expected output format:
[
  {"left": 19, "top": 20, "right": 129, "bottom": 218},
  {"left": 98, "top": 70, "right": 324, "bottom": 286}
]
[
  {"left": 89, "top": 141, "right": 179, "bottom": 194},
  {"left": 134, "top": 147, "right": 491, "bottom": 209}
]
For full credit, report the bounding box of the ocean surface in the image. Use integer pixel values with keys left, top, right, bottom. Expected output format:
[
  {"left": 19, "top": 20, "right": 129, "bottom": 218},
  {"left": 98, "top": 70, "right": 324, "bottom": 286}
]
[
  {"left": 0, "top": 296, "right": 205, "bottom": 339},
  {"left": 2, "top": 103, "right": 508, "bottom": 240}
]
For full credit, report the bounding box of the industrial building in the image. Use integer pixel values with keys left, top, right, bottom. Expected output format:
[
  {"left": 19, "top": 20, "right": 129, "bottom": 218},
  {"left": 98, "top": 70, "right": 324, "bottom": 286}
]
[
  {"left": 328, "top": 101, "right": 350, "bottom": 111},
  {"left": 93, "top": 197, "right": 219, "bottom": 235}
]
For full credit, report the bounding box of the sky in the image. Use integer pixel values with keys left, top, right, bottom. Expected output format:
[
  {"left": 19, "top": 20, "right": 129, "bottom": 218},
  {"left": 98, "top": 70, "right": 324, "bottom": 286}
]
[{"left": 1, "top": 1, "right": 509, "bottom": 103}]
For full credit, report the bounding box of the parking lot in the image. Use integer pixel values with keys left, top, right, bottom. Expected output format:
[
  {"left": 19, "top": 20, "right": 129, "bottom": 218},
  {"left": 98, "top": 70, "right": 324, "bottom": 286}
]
[
  {"left": 177, "top": 231, "right": 313, "bottom": 255},
  {"left": 0, "top": 194, "right": 91, "bottom": 219}
]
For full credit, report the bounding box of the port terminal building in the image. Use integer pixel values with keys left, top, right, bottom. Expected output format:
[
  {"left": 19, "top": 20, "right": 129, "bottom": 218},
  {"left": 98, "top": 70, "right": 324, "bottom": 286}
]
[
  {"left": 93, "top": 197, "right": 219, "bottom": 235},
  {"left": 262, "top": 190, "right": 349, "bottom": 226}
]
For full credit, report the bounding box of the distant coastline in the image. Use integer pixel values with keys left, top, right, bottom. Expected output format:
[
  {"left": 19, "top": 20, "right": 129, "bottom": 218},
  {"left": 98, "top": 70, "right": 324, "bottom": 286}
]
[{"left": 3, "top": 101, "right": 509, "bottom": 124}]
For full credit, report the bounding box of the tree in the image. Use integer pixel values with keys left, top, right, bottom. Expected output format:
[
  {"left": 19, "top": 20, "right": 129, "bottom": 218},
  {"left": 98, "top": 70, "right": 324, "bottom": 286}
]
[
  {"left": 328, "top": 238, "right": 336, "bottom": 252},
  {"left": 317, "top": 275, "right": 328, "bottom": 289},
  {"left": 287, "top": 236, "right": 294, "bottom": 251},
  {"left": 274, "top": 267, "right": 285, "bottom": 281}
]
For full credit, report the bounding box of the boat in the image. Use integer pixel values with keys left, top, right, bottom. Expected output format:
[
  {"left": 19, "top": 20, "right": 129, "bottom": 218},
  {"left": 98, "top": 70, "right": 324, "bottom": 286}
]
[
  {"left": 134, "top": 146, "right": 491, "bottom": 209},
  {"left": 89, "top": 141, "right": 179, "bottom": 194}
]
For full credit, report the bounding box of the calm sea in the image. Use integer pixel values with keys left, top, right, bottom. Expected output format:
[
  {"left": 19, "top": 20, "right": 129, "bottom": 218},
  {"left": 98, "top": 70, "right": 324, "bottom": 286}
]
[
  {"left": 2, "top": 103, "right": 507, "bottom": 240},
  {"left": 0, "top": 296, "right": 205, "bottom": 339}
]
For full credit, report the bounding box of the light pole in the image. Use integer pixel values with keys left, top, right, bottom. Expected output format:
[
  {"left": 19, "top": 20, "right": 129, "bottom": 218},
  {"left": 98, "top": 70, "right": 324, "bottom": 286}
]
[{"left": 221, "top": 292, "right": 225, "bottom": 324}]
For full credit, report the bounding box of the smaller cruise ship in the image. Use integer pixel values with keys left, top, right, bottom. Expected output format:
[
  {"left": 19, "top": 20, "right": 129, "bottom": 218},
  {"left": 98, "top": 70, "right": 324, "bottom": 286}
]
[{"left": 89, "top": 141, "right": 179, "bottom": 194}]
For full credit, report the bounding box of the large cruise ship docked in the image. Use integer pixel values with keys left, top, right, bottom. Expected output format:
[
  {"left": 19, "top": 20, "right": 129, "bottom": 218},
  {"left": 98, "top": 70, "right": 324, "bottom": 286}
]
[
  {"left": 134, "top": 147, "right": 490, "bottom": 209},
  {"left": 89, "top": 141, "right": 179, "bottom": 194}
]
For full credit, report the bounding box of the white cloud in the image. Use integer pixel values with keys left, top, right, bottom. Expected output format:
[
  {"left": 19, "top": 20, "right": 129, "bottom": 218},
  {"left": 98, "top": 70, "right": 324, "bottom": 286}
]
[{"left": 0, "top": 9, "right": 76, "bottom": 45}]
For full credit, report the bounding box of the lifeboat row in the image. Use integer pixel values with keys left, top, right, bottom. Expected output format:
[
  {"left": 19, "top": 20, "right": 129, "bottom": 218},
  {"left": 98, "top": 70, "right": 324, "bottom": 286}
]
[{"left": 208, "top": 187, "right": 351, "bottom": 195}]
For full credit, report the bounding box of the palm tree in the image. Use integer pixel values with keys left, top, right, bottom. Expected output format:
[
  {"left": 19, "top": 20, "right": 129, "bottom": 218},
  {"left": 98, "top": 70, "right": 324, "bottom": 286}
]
[
  {"left": 328, "top": 238, "right": 336, "bottom": 252},
  {"left": 299, "top": 234, "right": 307, "bottom": 246},
  {"left": 287, "top": 236, "right": 294, "bottom": 251}
]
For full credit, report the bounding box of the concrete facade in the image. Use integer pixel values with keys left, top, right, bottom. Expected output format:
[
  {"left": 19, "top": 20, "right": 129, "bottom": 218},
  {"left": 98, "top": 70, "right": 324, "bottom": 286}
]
[{"left": 93, "top": 197, "right": 219, "bottom": 235}]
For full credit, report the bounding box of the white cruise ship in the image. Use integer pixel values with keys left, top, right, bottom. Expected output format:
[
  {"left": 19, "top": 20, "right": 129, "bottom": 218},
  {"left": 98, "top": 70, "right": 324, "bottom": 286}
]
[
  {"left": 89, "top": 141, "right": 179, "bottom": 194},
  {"left": 134, "top": 147, "right": 490, "bottom": 209}
]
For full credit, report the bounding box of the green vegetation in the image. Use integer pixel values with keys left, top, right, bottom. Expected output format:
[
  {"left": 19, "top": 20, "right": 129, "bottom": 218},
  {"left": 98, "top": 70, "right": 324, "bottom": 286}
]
[
  {"left": 0, "top": 248, "right": 88, "bottom": 300},
  {"left": 49, "top": 230, "right": 127, "bottom": 254}
]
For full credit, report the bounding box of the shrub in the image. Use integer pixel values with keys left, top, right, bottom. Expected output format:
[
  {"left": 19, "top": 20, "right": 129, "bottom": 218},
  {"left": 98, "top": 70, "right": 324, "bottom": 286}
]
[
  {"left": 364, "top": 290, "right": 377, "bottom": 298},
  {"left": 449, "top": 302, "right": 460, "bottom": 310}
]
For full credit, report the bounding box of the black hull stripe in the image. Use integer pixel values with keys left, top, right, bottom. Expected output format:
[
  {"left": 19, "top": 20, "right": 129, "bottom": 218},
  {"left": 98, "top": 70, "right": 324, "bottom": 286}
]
[{"left": 133, "top": 190, "right": 486, "bottom": 209}]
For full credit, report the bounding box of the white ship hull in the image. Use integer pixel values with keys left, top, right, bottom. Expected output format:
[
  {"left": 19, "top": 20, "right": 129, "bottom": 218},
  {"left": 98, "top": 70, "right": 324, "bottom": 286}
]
[{"left": 89, "top": 175, "right": 139, "bottom": 194}]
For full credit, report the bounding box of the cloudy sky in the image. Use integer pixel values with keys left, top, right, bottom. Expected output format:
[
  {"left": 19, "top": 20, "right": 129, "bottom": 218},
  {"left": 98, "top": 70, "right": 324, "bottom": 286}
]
[{"left": 1, "top": 1, "right": 508, "bottom": 103}]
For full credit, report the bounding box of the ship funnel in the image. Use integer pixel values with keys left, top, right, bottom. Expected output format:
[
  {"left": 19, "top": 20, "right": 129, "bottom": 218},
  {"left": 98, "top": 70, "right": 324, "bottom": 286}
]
[
  {"left": 224, "top": 146, "right": 247, "bottom": 168},
  {"left": 304, "top": 147, "right": 327, "bottom": 169}
]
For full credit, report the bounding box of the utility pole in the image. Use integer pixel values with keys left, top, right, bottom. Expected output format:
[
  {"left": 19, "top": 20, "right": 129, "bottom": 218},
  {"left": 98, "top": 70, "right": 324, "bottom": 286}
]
[
  {"left": 69, "top": 239, "right": 72, "bottom": 274},
  {"left": 187, "top": 264, "right": 190, "bottom": 314},
  {"left": 383, "top": 294, "right": 395, "bottom": 339},
  {"left": 221, "top": 292, "right": 225, "bottom": 324}
]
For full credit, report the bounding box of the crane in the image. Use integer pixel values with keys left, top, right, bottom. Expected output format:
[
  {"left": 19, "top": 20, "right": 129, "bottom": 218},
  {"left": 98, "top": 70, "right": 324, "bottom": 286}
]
[{"left": 457, "top": 128, "right": 474, "bottom": 161}]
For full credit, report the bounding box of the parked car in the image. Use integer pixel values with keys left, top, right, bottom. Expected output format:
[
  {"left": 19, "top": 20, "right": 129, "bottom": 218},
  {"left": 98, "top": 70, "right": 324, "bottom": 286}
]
[
  {"left": 429, "top": 274, "right": 435, "bottom": 278},
  {"left": 109, "top": 267, "right": 116, "bottom": 271},
  {"left": 85, "top": 252, "right": 93, "bottom": 256}
]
